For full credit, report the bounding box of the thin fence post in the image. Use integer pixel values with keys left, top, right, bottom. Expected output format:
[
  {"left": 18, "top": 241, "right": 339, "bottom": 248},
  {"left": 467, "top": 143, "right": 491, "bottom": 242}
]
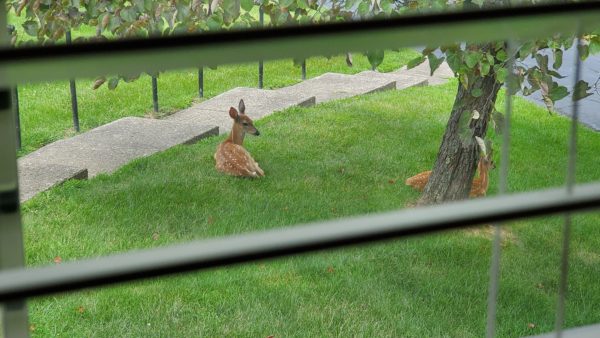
[
  {"left": 301, "top": 60, "right": 306, "bottom": 80},
  {"left": 65, "top": 30, "right": 80, "bottom": 132},
  {"left": 198, "top": 67, "right": 204, "bottom": 98},
  {"left": 13, "top": 86, "right": 20, "bottom": 151},
  {"left": 258, "top": 6, "right": 264, "bottom": 89},
  {"left": 152, "top": 76, "right": 159, "bottom": 113}
]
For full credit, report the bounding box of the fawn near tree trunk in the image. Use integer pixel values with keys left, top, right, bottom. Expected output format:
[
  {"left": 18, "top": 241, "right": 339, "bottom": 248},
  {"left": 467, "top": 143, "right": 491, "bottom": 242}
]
[{"left": 418, "top": 71, "right": 502, "bottom": 205}]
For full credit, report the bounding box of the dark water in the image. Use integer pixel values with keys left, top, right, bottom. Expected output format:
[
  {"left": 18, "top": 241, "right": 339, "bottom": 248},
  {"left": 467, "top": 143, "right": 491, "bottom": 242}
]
[{"left": 520, "top": 47, "right": 600, "bottom": 131}]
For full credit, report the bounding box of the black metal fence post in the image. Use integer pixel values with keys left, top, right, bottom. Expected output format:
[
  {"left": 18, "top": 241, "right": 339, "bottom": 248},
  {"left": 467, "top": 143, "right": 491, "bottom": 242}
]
[
  {"left": 12, "top": 86, "right": 20, "bottom": 151},
  {"left": 198, "top": 67, "right": 204, "bottom": 98},
  {"left": 65, "top": 30, "right": 80, "bottom": 132},
  {"left": 152, "top": 76, "right": 159, "bottom": 113},
  {"left": 258, "top": 7, "right": 264, "bottom": 89},
  {"left": 301, "top": 60, "right": 306, "bottom": 80}
]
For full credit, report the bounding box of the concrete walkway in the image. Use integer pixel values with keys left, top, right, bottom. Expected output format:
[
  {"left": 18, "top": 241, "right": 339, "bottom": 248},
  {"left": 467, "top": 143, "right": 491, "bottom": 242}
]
[{"left": 18, "top": 61, "right": 453, "bottom": 202}]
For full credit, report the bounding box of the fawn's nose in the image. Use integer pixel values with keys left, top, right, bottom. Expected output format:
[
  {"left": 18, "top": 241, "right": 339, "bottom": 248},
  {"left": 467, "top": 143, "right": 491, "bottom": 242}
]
[{"left": 255, "top": 130, "right": 260, "bottom": 136}]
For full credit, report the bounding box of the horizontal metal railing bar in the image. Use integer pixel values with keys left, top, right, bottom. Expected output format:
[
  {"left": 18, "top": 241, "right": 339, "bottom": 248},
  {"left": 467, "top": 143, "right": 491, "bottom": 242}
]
[
  {"left": 0, "top": 182, "right": 599, "bottom": 302},
  {"left": 1, "top": 2, "right": 600, "bottom": 86}
]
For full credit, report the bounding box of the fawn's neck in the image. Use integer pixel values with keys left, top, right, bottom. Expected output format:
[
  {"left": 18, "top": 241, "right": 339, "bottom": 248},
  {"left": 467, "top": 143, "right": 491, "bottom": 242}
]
[
  {"left": 227, "top": 122, "right": 245, "bottom": 145},
  {"left": 478, "top": 161, "right": 489, "bottom": 189}
]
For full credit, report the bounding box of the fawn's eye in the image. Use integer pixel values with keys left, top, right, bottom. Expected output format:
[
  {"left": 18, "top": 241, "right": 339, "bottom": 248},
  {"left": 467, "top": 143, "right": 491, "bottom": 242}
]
[{"left": 242, "top": 122, "right": 249, "bottom": 126}]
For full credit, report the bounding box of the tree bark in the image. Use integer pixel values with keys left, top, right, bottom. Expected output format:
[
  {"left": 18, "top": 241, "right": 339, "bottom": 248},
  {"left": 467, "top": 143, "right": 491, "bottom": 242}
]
[{"left": 418, "top": 71, "right": 502, "bottom": 205}]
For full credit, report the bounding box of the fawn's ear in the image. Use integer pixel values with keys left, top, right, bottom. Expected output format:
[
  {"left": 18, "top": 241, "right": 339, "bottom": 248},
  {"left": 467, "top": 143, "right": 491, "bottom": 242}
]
[
  {"left": 229, "top": 107, "right": 238, "bottom": 119},
  {"left": 238, "top": 99, "right": 245, "bottom": 114}
]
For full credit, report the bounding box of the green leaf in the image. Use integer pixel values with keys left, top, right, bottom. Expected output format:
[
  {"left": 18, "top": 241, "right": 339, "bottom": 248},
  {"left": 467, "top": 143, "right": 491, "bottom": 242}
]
[
  {"left": 518, "top": 41, "right": 535, "bottom": 60},
  {"left": 365, "top": 50, "right": 385, "bottom": 69},
  {"left": 446, "top": 50, "right": 461, "bottom": 73},
  {"left": 465, "top": 52, "right": 481, "bottom": 69},
  {"left": 407, "top": 55, "right": 426, "bottom": 70},
  {"left": 572, "top": 80, "right": 593, "bottom": 101},
  {"left": 296, "top": 0, "right": 309, "bottom": 9},
  {"left": 547, "top": 69, "right": 565, "bottom": 79},
  {"left": 495, "top": 67, "right": 508, "bottom": 84},
  {"left": 427, "top": 54, "right": 444, "bottom": 76},
  {"left": 344, "top": 0, "right": 361, "bottom": 10},
  {"left": 280, "top": 0, "right": 295, "bottom": 8},
  {"left": 108, "top": 16, "right": 122, "bottom": 32},
  {"left": 120, "top": 7, "right": 137, "bottom": 22},
  {"left": 495, "top": 49, "right": 507, "bottom": 62},
  {"left": 380, "top": 0, "right": 392, "bottom": 14},
  {"left": 108, "top": 77, "right": 119, "bottom": 90},
  {"left": 480, "top": 62, "right": 490, "bottom": 76},
  {"left": 92, "top": 76, "right": 106, "bottom": 90},
  {"left": 22, "top": 20, "right": 39, "bottom": 37},
  {"left": 535, "top": 54, "right": 549, "bottom": 72},
  {"left": 548, "top": 85, "right": 568, "bottom": 102},
  {"left": 86, "top": 0, "right": 99, "bottom": 16},
  {"left": 458, "top": 110, "right": 474, "bottom": 148},
  {"left": 506, "top": 67, "right": 521, "bottom": 94},
  {"left": 471, "top": 88, "right": 483, "bottom": 98},
  {"left": 206, "top": 15, "right": 223, "bottom": 30},
  {"left": 222, "top": 0, "right": 241, "bottom": 23},
  {"left": 133, "top": 0, "right": 145, "bottom": 12},
  {"left": 357, "top": 1, "right": 370, "bottom": 16},
  {"left": 241, "top": 0, "right": 254, "bottom": 11},
  {"left": 590, "top": 37, "right": 600, "bottom": 55},
  {"left": 552, "top": 49, "right": 563, "bottom": 70}
]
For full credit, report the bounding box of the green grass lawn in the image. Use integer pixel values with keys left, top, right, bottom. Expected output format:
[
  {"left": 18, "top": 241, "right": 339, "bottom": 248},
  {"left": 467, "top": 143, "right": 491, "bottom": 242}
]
[
  {"left": 9, "top": 9, "right": 418, "bottom": 156},
  {"left": 15, "top": 80, "right": 600, "bottom": 337},
  {"left": 15, "top": 51, "right": 416, "bottom": 156}
]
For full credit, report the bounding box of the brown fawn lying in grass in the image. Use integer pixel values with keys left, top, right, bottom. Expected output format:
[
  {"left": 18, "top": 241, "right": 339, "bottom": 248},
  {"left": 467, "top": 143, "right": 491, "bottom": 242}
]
[
  {"left": 406, "top": 137, "right": 494, "bottom": 197},
  {"left": 214, "top": 99, "right": 265, "bottom": 178}
]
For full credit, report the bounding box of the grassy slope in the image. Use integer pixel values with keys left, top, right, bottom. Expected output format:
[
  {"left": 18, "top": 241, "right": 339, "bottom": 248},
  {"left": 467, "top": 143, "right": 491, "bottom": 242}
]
[
  {"left": 15, "top": 52, "right": 416, "bottom": 156},
  {"left": 9, "top": 9, "right": 417, "bottom": 156},
  {"left": 19, "top": 81, "right": 600, "bottom": 337}
]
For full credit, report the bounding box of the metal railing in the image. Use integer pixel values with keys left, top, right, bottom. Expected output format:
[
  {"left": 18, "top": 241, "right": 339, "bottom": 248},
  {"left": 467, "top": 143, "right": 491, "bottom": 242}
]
[{"left": 1, "top": 2, "right": 600, "bottom": 337}]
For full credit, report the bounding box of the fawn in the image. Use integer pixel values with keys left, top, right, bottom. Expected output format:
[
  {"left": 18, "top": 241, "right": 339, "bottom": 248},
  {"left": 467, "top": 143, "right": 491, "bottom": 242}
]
[
  {"left": 214, "top": 99, "right": 265, "bottom": 178},
  {"left": 406, "top": 139, "right": 494, "bottom": 197}
]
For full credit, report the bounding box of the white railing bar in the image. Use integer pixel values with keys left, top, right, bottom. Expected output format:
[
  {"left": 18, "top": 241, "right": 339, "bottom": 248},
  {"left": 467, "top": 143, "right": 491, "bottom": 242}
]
[
  {"left": 554, "top": 30, "right": 584, "bottom": 338},
  {"left": 0, "top": 182, "right": 599, "bottom": 303},
  {"left": 0, "top": 4, "right": 29, "bottom": 336},
  {"left": 486, "top": 39, "right": 517, "bottom": 338},
  {"left": 0, "top": 2, "right": 599, "bottom": 86}
]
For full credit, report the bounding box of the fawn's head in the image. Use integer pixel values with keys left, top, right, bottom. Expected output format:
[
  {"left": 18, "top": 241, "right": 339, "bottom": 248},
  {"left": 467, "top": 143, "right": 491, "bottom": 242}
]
[
  {"left": 479, "top": 154, "right": 495, "bottom": 172},
  {"left": 475, "top": 136, "right": 495, "bottom": 171},
  {"left": 229, "top": 99, "right": 260, "bottom": 136}
]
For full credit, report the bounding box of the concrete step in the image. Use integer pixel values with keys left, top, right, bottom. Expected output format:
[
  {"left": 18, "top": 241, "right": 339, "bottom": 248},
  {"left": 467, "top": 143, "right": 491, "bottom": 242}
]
[
  {"left": 18, "top": 161, "right": 87, "bottom": 202},
  {"left": 20, "top": 117, "right": 218, "bottom": 181},
  {"left": 355, "top": 71, "right": 428, "bottom": 89},
  {"left": 167, "top": 87, "right": 315, "bottom": 133},
  {"left": 276, "top": 73, "right": 396, "bottom": 104},
  {"left": 395, "top": 61, "right": 454, "bottom": 85}
]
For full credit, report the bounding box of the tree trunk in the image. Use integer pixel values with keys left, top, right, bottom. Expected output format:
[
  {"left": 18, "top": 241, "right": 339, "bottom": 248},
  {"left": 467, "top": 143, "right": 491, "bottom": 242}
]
[{"left": 418, "top": 72, "right": 502, "bottom": 205}]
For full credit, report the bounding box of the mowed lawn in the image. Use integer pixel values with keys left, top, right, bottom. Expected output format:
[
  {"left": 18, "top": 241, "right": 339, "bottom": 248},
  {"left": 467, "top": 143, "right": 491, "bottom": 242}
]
[
  {"left": 17, "top": 80, "right": 600, "bottom": 337},
  {"left": 13, "top": 49, "right": 417, "bottom": 156}
]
